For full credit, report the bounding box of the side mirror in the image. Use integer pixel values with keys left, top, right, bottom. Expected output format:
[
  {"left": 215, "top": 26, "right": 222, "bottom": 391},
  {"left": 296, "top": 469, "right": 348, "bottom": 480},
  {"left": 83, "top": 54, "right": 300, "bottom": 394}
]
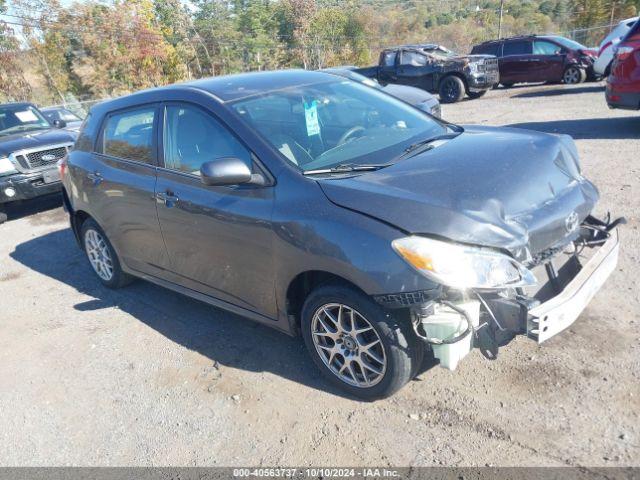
[
  {"left": 200, "top": 157, "right": 253, "bottom": 186},
  {"left": 53, "top": 119, "right": 67, "bottom": 129}
]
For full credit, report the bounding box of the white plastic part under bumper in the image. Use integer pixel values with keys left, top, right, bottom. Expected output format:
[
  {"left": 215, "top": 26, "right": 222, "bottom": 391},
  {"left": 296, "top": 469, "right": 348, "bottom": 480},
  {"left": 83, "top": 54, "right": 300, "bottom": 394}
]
[{"left": 528, "top": 228, "right": 620, "bottom": 343}]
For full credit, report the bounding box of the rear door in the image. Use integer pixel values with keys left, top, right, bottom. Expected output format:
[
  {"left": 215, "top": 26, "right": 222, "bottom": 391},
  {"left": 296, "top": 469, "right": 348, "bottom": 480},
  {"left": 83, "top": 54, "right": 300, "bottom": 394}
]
[
  {"left": 500, "top": 40, "right": 534, "bottom": 83},
  {"left": 82, "top": 105, "right": 170, "bottom": 276},
  {"left": 532, "top": 40, "right": 565, "bottom": 81},
  {"left": 377, "top": 50, "right": 399, "bottom": 85},
  {"left": 155, "top": 102, "right": 278, "bottom": 318}
]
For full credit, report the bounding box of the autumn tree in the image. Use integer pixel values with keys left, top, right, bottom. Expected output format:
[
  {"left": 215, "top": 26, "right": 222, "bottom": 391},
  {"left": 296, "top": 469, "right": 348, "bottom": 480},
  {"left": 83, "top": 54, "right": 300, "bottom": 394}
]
[{"left": 0, "top": 0, "right": 33, "bottom": 101}]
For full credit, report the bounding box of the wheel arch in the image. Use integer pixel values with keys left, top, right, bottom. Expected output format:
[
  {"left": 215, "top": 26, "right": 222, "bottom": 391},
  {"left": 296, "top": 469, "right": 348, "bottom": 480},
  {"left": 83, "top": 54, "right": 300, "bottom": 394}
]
[
  {"left": 437, "top": 71, "right": 468, "bottom": 90},
  {"left": 285, "top": 270, "right": 369, "bottom": 334}
]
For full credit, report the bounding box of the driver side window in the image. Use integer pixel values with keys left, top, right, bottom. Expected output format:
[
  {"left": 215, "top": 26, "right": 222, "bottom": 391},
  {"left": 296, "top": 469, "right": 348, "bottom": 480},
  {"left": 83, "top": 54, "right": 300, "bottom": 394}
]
[
  {"left": 163, "top": 105, "right": 252, "bottom": 175},
  {"left": 400, "top": 51, "right": 428, "bottom": 67},
  {"left": 534, "top": 41, "right": 561, "bottom": 55}
]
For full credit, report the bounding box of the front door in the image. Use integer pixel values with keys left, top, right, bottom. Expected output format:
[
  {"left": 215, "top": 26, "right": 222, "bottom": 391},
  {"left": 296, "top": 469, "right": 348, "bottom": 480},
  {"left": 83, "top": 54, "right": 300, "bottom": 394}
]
[
  {"left": 396, "top": 50, "right": 434, "bottom": 91},
  {"left": 86, "top": 104, "right": 170, "bottom": 275},
  {"left": 155, "top": 103, "right": 277, "bottom": 318},
  {"left": 532, "top": 40, "right": 566, "bottom": 82}
]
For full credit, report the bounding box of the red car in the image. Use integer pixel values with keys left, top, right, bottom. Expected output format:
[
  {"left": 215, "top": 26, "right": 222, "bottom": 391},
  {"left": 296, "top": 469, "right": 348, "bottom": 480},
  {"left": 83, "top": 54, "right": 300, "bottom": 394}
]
[
  {"left": 606, "top": 20, "right": 640, "bottom": 110},
  {"left": 471, "top": 35, "right": 598, "bottom": 86}
]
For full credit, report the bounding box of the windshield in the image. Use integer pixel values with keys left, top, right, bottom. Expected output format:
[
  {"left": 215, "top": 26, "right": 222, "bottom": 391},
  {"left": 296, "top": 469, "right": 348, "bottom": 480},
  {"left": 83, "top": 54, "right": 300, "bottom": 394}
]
[
  {"left": 57, "top": 109, "right": 82, "bottom": 122},
  {"left": 323, "top": 69, "right": 380, "bottom": 89},
  {"left": 550, "top": 36, "right": 588, "bottom": 50},
  {"left": 231, "top": 80, "right": 447, "bottom": 173},
  {"left": 0, "top": 105, "right": 51, "bottom": 136}
]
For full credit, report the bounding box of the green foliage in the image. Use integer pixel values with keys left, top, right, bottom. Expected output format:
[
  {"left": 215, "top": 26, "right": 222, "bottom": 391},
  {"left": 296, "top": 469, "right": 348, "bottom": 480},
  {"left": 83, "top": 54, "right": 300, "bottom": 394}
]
[{"left": 7, "top": 0, "right": 640, "bottom": 103}]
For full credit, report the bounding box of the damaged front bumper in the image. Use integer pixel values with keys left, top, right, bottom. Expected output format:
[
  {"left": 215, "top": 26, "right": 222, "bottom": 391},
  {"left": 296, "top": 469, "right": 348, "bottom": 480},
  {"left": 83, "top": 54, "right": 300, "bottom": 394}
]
[
  {"left": 527, "top": 228, "right": 619, "bottom": 343},
  {"left": 401, "top": 216, "right": 623, "bottom": 370}
]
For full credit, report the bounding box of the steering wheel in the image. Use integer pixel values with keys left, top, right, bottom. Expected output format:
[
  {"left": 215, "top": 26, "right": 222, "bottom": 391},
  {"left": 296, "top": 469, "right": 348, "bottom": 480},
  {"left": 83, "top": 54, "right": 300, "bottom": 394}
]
[{"left": 337, "top": 126, "right": 365, "bottom": 146}]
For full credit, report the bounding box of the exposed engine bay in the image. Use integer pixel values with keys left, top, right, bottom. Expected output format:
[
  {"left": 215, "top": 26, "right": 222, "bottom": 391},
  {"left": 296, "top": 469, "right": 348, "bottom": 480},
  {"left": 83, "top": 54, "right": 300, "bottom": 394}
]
[{"left": 408, "top": 214, "right": 625, "bottom": 370}]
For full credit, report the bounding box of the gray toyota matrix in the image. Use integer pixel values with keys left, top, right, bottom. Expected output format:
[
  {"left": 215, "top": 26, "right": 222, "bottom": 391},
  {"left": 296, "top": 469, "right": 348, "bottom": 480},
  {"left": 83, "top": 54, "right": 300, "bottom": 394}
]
[{"left": 61, "top": 70, "right": 623, "bottom": 399}]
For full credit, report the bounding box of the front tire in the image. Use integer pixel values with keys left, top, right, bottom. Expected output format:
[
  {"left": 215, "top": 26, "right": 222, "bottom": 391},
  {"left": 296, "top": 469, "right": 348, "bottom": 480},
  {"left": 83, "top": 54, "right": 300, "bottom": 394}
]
[
  {"left": 81, "top": 218, "right": 132, "bottom": 289},
  {"left": 438, "top": 75, "right": 466, "bottom": 103},
  {"left": 467, "top": 89, "right": 488, "bottom": 99},
  {"left": 563, "top": 66, "right": 586, "bottom": 84},
  {"left": 301, "top": 285, "right": 423, "bottom": 400}
]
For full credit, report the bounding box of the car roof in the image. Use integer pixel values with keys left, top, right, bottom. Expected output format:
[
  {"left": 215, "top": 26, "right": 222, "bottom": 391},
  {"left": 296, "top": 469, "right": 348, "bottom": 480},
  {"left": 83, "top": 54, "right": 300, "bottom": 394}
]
[
  {"left": 90, "top": 69, "right": 340, "bottom": 115},
  {"left": 387, "top": 44, "right": 441, "bottom": 51},
  {"left": 476, "top": 34, "right": 562, "bottom": 45}
]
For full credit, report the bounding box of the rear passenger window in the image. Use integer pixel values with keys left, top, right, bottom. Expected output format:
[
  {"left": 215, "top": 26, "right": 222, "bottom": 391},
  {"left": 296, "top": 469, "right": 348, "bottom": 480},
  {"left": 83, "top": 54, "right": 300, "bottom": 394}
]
[
  {"left": 382, "top": 51, "right": 396, "bottom": 66},
  {"left": 503, "top": 41, "right": 532, "bottom": 56},
  {"left": 102, "top": 108, "right": 155, "bottom": 164}
]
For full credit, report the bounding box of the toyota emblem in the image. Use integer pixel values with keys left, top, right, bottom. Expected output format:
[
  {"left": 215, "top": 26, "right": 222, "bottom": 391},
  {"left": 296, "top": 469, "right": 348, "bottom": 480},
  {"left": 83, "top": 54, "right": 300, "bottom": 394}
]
[{"left": 41, "top": 154, "right": 57, "bottom": 161}]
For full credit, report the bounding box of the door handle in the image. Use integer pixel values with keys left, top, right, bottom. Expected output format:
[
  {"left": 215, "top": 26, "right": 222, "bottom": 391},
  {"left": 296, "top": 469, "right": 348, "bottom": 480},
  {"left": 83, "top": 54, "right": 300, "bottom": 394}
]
[
  {"left": 87, "top": 171, "right": 103, "bottom": 185},
  {"left": 156, "top": 191, "right": 179, "bottom": 207}
]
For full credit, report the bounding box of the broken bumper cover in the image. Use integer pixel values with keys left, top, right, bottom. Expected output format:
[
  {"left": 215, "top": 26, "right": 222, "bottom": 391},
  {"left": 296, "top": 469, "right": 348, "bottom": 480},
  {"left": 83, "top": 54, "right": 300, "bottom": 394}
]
[{"left": 527, "top": 228, "right": 620, "bottom": 343}]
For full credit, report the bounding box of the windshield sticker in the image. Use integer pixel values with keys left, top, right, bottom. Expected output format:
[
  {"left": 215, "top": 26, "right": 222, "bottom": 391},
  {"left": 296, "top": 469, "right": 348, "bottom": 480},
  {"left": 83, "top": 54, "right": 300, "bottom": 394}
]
[
  {"left": 15, "top": 110, "right": 39, "bottom": 123},
  {"left": 304, "top": 101, "right": 320, "bottom": 137}
]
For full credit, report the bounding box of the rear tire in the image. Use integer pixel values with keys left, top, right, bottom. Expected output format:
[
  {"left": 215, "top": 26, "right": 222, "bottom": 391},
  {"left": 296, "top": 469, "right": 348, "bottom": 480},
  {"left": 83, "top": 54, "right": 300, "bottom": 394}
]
[
  {"left": 438, "top": 75, "right": 466, "bottom": 103},
  {"left": 81, "top": 218, "right": 133, "bottom": 289},
  {"left": 563, "top": 66, "right": 586, "bottom": 84},
  {"left": 301, "top": 284, "right": 423, "bottom": 400}
]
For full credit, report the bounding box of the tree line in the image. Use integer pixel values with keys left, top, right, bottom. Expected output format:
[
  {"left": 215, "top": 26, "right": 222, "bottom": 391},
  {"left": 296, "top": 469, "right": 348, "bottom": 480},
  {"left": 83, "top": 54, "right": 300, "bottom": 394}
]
[{"left": 1, "top": 0, "right": 638, "bottom": 105}]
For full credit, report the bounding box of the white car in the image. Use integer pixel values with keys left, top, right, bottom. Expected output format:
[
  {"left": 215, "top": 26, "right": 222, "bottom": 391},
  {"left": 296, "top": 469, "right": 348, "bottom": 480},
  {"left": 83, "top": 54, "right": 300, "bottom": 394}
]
[{"left": 594, "top": 16, "right": 639, "bottom": 76}]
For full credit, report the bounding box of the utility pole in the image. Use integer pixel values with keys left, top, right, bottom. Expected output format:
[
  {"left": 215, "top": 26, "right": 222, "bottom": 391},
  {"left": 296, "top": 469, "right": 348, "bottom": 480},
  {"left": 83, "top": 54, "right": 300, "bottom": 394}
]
[
  {"left": 498, "top": 0, "right": 505, "bottom": 39},
  {"left": 610, "top": 1, "right": 617, "bottom": 27}
]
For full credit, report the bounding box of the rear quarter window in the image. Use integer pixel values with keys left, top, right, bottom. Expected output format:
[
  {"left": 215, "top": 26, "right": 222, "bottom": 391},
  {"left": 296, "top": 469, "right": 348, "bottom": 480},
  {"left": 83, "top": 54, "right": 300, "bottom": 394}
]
[
  {"left": 75, "top": 113, "right": 94, "bottom": 152},
  {"left": 473, "top": 43, "right": 501, "bottom": 56}
]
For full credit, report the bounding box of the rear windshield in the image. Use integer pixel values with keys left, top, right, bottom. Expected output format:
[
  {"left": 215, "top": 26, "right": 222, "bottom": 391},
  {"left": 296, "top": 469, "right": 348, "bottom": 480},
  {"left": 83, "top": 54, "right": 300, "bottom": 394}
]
[{"left": 623, "top": 19, "right": 640, "bottom": 41}]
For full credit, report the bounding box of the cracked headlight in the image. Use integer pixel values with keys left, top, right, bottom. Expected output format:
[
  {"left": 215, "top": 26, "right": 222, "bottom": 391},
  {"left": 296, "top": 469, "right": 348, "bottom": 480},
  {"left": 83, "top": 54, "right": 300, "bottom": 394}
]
[
  {"left": 392, "top": 236, "right": 537, "bottom": 289},
  {"left": 0, "top": 157, "right": 18, "bottom": 176}
]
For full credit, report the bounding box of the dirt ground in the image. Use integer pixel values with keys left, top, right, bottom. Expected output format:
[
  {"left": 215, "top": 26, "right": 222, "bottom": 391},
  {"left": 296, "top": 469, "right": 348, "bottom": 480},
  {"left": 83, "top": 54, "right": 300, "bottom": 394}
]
[{"left": 0, "top": 82, "right": 639, "bottom": 467}]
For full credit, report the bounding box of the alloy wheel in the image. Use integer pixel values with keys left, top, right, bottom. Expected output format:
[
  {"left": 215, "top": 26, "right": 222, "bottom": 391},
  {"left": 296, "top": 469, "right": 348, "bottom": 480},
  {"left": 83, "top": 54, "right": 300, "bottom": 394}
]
[
  {"left": 564, "top": 67, "right": 580, "bottom": 84},
  {"left": 84, "top": 228, "right": 114, "bottom": 281},
  {"left": 443, "top": 79, "right": 459, "bottom": 101},
  {"left": 311, "top": 303, "right": 387, "bottom": 388}
]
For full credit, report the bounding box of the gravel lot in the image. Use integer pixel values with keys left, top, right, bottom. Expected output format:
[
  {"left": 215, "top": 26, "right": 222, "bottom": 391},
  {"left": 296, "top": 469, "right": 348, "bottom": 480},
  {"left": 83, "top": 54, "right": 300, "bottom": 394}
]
[{"left": 0, "top": 82, "right": 639, "bottom": 467}]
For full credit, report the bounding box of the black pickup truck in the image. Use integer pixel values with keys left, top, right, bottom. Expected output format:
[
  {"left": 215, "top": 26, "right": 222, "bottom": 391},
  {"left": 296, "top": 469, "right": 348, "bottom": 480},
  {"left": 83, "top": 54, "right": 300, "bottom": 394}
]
[
  {"left": 0, "top": 102, "right": 76, "bottom": 214},
  {"left": 355, "top": 44, "right": 500, "bottom": 103}
]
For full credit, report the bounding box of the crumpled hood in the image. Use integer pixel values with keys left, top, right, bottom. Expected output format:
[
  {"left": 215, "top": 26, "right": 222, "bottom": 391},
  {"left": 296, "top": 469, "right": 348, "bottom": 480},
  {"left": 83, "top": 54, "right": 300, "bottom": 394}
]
[
  {"left": 0, "top": 129, "right": 76, "bottom": 157},
  {"left": 318, "top": 126, "right": 599, "bottom": 262}
]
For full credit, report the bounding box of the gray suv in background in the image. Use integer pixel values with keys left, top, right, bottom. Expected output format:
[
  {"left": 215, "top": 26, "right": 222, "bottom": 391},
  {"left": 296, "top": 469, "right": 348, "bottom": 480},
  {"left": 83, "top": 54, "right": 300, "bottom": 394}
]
[{"left": 61, "top": 70, "right": 621, "bottom": 399}]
